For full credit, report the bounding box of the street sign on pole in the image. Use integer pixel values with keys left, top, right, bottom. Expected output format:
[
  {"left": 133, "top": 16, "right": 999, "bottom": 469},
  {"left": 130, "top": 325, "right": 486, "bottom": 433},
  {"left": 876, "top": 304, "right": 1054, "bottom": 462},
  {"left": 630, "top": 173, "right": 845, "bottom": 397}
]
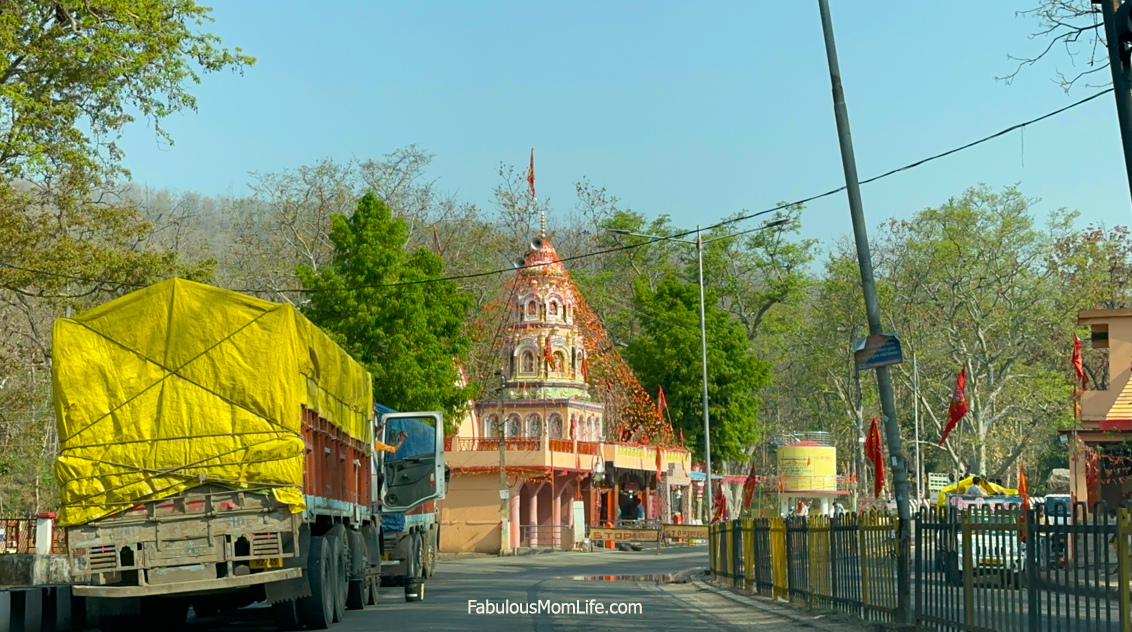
[{"left": 853, "top": 333, "right": 904, "bottom": 371}]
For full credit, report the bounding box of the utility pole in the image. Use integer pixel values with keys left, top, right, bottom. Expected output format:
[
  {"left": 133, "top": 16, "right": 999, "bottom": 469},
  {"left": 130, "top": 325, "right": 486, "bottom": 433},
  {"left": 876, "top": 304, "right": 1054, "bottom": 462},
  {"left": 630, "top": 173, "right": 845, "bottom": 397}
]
[
  {"left": 914, "top": 350, "right": 921, "bottom": 502},
  {"left": 1100, "top": 0, "right": 1132, "bottom": 207},
  {"left": 695, "top": 226, "right": 714, "bottom": 524},
  {"left": 817, "top": 0, "right": 912, "bottom": 624}
]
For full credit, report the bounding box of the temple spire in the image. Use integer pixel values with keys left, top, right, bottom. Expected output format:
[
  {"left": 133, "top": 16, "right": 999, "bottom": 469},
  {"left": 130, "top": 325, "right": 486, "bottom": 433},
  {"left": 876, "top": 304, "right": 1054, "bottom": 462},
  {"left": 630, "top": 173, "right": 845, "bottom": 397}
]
[{"left": 539, "top": 211, "right": 547, "bottom": 241}]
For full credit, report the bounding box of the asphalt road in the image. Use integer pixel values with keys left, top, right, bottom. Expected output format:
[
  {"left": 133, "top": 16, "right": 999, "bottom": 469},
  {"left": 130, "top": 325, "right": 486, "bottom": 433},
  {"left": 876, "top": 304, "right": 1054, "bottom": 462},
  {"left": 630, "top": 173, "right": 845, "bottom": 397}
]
[{"left": 169, "top": 544, "right": 866, "bottom": 632}]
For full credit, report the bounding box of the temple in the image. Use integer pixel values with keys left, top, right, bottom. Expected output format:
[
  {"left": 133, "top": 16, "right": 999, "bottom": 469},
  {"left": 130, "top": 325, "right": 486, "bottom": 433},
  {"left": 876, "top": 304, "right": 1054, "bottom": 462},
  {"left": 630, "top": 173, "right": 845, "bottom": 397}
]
[
  {"left": 440, "top": 217, "right": 692, "bottom": 553},
  {"left": 1065, "top": 308, "right": 1132, "bottom": 511}
]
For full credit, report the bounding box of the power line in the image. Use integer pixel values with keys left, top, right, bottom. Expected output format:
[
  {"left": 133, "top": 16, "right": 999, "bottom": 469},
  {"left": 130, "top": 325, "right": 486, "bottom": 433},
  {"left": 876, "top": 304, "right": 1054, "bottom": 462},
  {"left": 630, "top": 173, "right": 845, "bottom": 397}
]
[{"left": 0, "top": 88, "right": 1112, "bottom": 295}]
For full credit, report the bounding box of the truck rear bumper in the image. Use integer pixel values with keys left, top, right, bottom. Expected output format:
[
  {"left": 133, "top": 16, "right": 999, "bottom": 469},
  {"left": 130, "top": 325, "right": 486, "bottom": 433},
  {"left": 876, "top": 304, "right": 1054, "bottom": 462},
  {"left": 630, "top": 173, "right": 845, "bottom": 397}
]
[{"left": 73, "top": 568, "right": 302, "bottom": 599}]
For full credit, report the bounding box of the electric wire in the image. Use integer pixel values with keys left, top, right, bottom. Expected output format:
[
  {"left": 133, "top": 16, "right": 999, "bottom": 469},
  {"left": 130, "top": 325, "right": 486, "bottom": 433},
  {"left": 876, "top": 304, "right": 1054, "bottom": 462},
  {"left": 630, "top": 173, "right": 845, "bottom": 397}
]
[{"left": 0, "top": 88, "right": 1112, "bottom": 294}]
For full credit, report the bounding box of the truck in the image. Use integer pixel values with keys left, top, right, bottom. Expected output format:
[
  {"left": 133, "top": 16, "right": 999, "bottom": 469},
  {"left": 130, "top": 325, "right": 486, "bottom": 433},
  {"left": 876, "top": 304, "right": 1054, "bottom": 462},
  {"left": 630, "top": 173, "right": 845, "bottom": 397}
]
[
  {"left": 374, "top": 404, "right": 443, "bottom": 594},
  {"left": 51, "top": 279, "right": 446, "bottom": 630},
  {"left": 933, "top": 476, "right": 1025, "bottom": 586}
]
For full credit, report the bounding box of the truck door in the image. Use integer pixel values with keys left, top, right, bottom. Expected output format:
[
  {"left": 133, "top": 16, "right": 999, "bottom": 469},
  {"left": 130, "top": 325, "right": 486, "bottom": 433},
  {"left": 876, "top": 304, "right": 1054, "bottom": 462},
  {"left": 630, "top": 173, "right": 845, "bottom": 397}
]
[{"left": 377, "top": 411, "right": 445, "bottom": 512}]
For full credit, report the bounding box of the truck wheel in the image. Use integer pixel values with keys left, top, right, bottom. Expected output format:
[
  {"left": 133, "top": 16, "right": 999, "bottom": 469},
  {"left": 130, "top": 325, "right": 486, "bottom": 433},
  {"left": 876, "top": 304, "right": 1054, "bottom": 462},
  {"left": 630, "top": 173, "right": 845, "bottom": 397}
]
[
  {"left": 366, "top": 576, "right": 380, "bottom": 605},
  {"left": 423, "top": 528, "right": 437, "bottom": 578},
  {"left": 346, "top": 530, "right": 367, "bottom": 610},
  {"left": 404, "top": 578, "right": 424, "bottom": 602},
  {"left": 323, "top": 526, "right": 350, "bottom": 623},
  {"left": 332, "top": 536, "right": 349, "bottom": 622},
  {"left": 298, "top": 535, "right": 334, "bottom": 630},
  {"left": 191, "top": 598, "right": 219, "bottom": 619},
  {"left": 142, "top": 597, "right": 188, "bottom": 630},
  {"left": 271, "top": 599, "right": 301, "bottom": 631}
]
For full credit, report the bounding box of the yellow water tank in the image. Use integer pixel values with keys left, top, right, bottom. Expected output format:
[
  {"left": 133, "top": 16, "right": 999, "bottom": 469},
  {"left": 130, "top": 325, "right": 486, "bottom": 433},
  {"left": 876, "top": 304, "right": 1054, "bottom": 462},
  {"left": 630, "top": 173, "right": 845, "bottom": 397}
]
[{"left": 778, "top": 442, "right": 837, "bottom": 493}]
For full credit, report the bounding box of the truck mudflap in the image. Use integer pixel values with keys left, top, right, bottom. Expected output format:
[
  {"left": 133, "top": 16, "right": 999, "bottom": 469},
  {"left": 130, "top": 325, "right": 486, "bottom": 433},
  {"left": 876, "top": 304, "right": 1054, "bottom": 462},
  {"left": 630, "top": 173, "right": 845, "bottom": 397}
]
[{"left": 73, "top": 567, "right": 302, "bottom": 598}]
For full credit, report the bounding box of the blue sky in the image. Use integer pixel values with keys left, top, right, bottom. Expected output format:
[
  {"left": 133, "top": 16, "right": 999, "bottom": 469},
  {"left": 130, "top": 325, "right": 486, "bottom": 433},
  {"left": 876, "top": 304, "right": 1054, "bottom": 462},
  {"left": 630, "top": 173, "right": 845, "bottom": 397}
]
[{"left": 119, "top": 2, "right": 1129, "bottom": 252}]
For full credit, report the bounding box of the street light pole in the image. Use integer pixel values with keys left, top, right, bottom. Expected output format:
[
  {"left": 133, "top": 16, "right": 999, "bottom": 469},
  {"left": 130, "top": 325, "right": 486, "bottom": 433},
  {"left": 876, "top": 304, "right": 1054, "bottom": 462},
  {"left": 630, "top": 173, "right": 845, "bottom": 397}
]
[
  {"left": 914, "top": 350, "right": 921, "bottom": 502},
  {"left": 497, "top": 373, "right": 510, "bottom": 556},
  {"left": 695, "top": 226, "right": 713, "bottom": 524},
  {"left": 817, "top": 0, "right": 912, "bottom": 623}
]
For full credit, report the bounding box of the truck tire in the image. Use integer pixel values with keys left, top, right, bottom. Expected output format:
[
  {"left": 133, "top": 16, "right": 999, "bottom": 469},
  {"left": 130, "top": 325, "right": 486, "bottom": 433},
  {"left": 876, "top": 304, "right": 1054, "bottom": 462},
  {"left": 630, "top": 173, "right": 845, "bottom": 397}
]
[
  {"left": 298, "top": 535, "right": 335, "bottom": 630},
  {"left": 191, "top": 598, "right": 219, "bottom": 619},
  {"left": 346, "top": 530, "right": 368, "bottom": 610},
  {"left": 404, "top": 578, "right": 424, "bottom": 602},
  {"left": 366, "top": 575, "right": 380, "bottom": 606},
  {"left": 271, "top": 599, "right": 302, "bottom": 631},
  {"left": 323, "top": 525, "right": 350, "bottom": 622},
  {"left": 423, "top": 527, "right": 437, "bottom": 579}
]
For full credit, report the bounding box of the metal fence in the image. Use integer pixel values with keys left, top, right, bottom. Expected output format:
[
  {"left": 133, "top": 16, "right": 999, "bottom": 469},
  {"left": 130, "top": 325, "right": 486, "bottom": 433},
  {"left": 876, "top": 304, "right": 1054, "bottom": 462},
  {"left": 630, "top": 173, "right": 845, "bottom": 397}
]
[
  {"left": 1, "top": 518, "right": 64, "bottom": 555},
  {"left": 709, "top": 504, "right": 1132, "bottom": 632},
  {"left": 519, "top": 524, "right": 572, "bottom": 550},
  {"left": 709, "top": 513, "right": 899, "bottom": 622}
]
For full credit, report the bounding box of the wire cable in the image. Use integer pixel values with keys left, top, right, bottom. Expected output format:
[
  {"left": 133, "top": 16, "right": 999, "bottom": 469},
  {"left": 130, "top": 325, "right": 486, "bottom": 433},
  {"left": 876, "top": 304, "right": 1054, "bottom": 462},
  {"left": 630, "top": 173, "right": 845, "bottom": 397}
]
[{"left": 0, "top": 88, "right": 1112, "bottom": 294}]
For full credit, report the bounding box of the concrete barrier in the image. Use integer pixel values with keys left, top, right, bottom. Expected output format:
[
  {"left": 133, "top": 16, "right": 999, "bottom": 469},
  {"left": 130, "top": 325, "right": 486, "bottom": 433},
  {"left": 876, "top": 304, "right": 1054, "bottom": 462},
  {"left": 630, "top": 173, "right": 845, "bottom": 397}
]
[
  {"left": 0, "top": 585, "right": 74, "bottom": 632},
  {"left": 0, "top": 556, "right": 70, "bottom": 588}
]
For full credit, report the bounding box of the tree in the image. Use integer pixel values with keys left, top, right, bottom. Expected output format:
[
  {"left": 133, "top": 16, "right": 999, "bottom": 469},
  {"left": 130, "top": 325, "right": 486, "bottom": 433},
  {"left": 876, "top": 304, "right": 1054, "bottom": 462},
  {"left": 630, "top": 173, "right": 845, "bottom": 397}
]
[
  {"left": 0, "top": 0, "right": 248, "bottom": 514},
  {"left": 875, "top": 185, "right": 1069, "bottom": 478},
  {"left": 298, "top": 193, "right": 474, "bottom": 428},
  {"left": 623, "top": 275, "right": 769, "bottom": 462},
  {"left": 0, "top": 0, "right": 253, "bottom": 188},
  {"left": 1003, "top": 2, "right": 1108, "bottom": 91}
]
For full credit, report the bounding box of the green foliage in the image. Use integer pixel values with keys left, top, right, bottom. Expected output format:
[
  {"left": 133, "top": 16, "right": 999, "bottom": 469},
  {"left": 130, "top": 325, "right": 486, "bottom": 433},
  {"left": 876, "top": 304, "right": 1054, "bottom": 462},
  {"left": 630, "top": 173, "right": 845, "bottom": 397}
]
[
  {"left": 0, "top": 0, "right": 253, "bottom": 188},
  {"left": 623, "top": 275, "right": 769, "bottom": 462},
  {"left": 298, "top": 193, "right": 474, "bottom": 432}
]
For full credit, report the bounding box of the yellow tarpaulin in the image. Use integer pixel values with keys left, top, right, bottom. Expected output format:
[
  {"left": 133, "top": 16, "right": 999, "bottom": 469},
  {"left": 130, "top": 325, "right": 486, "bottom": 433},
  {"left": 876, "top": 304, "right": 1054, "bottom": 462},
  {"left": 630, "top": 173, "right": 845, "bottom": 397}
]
[
  {"left": 936, "top": 475, "right": 1019, "bottom": 508},
  {"left": 52, "top": 279, "right": 374, "bottom": 527}
]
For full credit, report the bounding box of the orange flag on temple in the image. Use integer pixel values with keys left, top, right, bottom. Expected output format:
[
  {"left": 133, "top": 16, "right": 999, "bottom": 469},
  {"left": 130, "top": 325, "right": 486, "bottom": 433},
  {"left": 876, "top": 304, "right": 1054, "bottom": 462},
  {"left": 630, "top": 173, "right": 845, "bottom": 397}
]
[
  {"left": 527, "top": 148, "right": 536, "bottom": 198},
  {"left": 1073, "top": 334, "right": 1086, "bottom": 390},
  {"left": 657, "top": 386, "right": 668, "bottom": 416}
]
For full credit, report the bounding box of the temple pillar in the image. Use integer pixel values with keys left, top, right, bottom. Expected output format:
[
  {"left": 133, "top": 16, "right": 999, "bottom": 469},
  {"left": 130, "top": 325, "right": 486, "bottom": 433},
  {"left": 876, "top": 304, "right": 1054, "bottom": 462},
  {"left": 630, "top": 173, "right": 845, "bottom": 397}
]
[
  {"left": 509, "top": 488, "right": 521, "bottom": 551},
  {"left": 551, "top": 480, "right": 562, "bottom": 549},
  {"left": 528, "top": 484, "right": 541, "bottom": 547}
]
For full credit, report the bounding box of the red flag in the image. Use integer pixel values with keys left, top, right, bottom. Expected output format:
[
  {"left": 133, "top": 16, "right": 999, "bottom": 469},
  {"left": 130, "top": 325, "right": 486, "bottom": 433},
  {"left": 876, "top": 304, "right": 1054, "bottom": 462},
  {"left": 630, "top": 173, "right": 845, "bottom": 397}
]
[
  {"left": 864, "top": 417, "right": 885, "bottom": 498},
  {"left": 1073, "top": 334, "right": 1086, "bottom": 390},
  {"left": 1019, "top": 462, "right": 1030, "bottom": 511},
  {"left": 711, "top": 482, "right": 727, "bottom": 523},
  {"left": 742, "top": 462, "right": 758, "bottom": 512},
  {"left": 527, "top": 148, "right": 536, "bottom": 198},
  {"left": 657, "top": 386, "right": 668, "bottom": 415},
  {"left": 1019, "top": 461, "right": 1030, "bottom": 541},
  {"left": 938, "top": 367, "right": 968, "bottom": 446},
  {"left": 679, "top": 428, "right": 685, "bottom": 445}
]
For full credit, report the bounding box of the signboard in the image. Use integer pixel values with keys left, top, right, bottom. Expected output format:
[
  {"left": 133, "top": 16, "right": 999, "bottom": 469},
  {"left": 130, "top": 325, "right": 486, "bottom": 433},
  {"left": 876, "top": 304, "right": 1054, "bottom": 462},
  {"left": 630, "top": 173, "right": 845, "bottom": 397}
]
[
  {"left": 589, "top": 528, "right": 659, "bottom": 542},
  {"left": 778, "top": 445, "right": 837, "bottom": 493},
  {"left": 853, "top": 333, "right": 904, "bottom": 371},
  {"left": 927, "top": 473, "right": 949, "bottom": 497},
  {"left": 661, "top": 524, "right": 709, "bottom": 539}
]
